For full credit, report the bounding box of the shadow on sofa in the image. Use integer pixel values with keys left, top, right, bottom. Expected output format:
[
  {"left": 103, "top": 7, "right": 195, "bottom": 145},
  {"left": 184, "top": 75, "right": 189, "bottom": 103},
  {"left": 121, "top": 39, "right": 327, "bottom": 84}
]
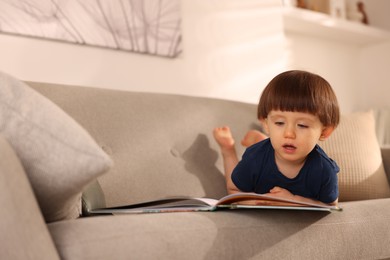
[
  {"left": 202, "top": 210, "right": 330, "bottom": 259},
  {"left": 182, "top": 134, "right": 227, "bottom": 199}
]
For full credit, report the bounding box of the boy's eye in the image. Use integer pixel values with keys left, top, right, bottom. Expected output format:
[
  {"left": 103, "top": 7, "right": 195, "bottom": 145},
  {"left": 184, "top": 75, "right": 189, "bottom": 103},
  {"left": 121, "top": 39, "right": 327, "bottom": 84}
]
[
  {"left": 297, "top": 124, "right": 308, "bottom": 128},
  {"left": 275, "top": 121, "right": 284, "bottom": 126}
]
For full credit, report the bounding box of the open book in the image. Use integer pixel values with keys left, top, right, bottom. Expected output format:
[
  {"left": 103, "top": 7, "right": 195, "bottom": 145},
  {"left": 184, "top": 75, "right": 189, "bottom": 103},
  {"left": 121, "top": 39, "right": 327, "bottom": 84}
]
[{"left": 88, "top": 192, "right": 342, "bottom": 214}]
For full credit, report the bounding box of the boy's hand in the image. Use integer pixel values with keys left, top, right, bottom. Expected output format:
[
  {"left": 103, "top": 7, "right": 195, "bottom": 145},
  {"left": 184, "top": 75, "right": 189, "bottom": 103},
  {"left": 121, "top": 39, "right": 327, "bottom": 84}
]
[
  {"left": 268, "top": 186, "right": 336, "bottom": 207},
  {"left": 267, "top": 186, "right": 295, "bottom": 200},
  {"left": 213, "top": 126, "right": 235, "bottom": 149}
]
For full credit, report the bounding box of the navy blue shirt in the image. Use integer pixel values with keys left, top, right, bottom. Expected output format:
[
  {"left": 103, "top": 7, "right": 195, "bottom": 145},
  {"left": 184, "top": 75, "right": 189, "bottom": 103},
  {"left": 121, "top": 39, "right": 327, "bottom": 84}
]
[{"left": 231, "top": 139, "right": 339, "bottom": 204}]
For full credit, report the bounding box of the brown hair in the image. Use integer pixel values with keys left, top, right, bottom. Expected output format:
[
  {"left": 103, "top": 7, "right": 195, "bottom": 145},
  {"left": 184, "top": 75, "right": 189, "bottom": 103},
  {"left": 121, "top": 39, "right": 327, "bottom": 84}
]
[{"left": 257, "top": 70, "right": 340, "bottom": 127}]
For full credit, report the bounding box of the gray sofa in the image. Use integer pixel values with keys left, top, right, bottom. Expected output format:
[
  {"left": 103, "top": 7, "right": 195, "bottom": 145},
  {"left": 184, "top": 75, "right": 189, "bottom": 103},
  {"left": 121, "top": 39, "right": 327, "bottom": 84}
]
[{"left": 2, "top": 78, "right": 390, "bottom": 260}]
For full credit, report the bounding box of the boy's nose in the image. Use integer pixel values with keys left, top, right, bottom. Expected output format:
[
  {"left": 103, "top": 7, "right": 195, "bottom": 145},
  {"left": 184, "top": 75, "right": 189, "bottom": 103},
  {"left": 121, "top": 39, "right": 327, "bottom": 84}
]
[{"left": 284, "top": 127, "right": 296, "bottom": 139}]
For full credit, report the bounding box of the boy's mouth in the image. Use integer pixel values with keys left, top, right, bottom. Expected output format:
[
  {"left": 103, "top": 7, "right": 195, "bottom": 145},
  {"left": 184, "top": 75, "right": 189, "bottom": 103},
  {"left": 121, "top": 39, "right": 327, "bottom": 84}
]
[{"left": 282, "top": 144, "right": 297, "bottom": 151}]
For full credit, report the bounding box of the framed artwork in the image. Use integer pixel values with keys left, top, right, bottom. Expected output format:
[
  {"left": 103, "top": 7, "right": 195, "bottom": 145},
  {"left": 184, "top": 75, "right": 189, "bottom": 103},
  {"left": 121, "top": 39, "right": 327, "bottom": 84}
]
[{"left": 0, "top": 0, "right": 182, "bottom": 58}]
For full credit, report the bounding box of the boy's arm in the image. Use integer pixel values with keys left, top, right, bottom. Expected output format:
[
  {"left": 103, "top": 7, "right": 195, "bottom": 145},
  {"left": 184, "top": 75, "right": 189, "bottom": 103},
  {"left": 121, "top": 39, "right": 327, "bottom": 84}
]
[
  {"left": 213, "top": 126, "right": 242, "bottom": 194},
  {"left": 220, "top": 146, "right": 241, "bottom": 194},
  {"left": 268, "top": 186, "right": 338, "bottom": 206}
]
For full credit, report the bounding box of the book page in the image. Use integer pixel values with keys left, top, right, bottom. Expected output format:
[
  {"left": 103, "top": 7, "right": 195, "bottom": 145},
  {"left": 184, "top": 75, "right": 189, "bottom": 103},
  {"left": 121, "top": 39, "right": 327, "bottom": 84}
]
[{"left": 216, "top": 193, "right": 341, "bottom": 210}]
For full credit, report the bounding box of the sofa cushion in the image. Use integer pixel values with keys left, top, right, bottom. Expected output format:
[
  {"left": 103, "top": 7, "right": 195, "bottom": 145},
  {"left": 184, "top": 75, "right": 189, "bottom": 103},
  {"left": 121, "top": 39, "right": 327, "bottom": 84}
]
[
  {"left": 48, "top": 199, "right": 390, "bottom": 259},
  {"left": 319, "top": 110, "right": 390, "bottom": 201},
  {"left": 0, "top": 134, "right": 60, "bottom": 260},
  {"left": 0, "top": 71, "right": 112, "bottom": 222}
]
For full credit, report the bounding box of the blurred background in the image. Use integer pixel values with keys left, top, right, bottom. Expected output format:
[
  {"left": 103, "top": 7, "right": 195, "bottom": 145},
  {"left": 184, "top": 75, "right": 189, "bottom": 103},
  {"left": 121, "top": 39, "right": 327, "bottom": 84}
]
[{"left": 0, "top": 0, "right": 389, "bottom": 113}]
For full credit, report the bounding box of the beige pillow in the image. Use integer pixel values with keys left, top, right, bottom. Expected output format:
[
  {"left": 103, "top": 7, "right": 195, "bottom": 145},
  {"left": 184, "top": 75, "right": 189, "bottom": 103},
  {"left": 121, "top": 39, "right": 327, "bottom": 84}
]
[
  {"left": 319, "top": 110, "right": 390, "bottom": 201},
  {"left": 0, "top": 71, "right": 112, "bottom": 222}
]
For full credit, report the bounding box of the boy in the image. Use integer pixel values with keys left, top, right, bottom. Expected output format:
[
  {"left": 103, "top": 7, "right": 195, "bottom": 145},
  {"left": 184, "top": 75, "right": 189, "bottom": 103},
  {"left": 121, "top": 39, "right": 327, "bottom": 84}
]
[{"left": 213, "top": 70, "right": 340, "bottom": 206}]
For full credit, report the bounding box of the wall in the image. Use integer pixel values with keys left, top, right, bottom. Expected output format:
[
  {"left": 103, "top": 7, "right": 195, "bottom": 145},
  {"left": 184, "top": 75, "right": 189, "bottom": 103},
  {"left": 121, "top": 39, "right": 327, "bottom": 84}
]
[
  {"left": 359, "top": 41, "right": 390, "bottom": 110},
  {"left": 180, "top": 0, "right": 288, "bottom": 103},
  {"left": 0, "top": 0, "right": 389, "bottom": 111}
]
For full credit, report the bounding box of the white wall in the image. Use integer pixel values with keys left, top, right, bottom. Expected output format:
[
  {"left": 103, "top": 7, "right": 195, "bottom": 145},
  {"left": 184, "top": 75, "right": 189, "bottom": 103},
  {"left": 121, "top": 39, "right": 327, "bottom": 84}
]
[
  {"left": 359, "top": 41, "right": 390, "bottom": 110},
  {"left": 180, "top": 0, "right": 288, "bottom": 103},
  {"left": 0, "top": 0, "right": 389, "bottom": 111}
]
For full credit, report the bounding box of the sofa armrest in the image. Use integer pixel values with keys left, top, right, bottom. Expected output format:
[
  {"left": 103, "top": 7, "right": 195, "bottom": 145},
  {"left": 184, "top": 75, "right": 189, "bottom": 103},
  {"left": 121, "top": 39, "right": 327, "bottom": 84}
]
[
  {"left": 381, "top": 146, "right": 390, "bottom": 183},
  {"left": 0, "top": 135, "right": 60, "bottom": 259}
]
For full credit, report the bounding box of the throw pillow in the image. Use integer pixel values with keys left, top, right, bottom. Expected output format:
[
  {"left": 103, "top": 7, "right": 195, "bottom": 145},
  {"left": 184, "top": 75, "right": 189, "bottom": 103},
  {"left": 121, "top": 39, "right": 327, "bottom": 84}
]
[
  {"left": 0, "top": 71, "right": 112, "bottom": 222},
  {"left": 319, "top": 110, "right": 390, "bottom": 201}
]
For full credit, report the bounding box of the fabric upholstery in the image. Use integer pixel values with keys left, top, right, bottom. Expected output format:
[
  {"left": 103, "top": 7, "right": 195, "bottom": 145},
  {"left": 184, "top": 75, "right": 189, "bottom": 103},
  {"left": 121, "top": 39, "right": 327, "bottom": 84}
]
[
  {"left": 0, "top": 134, "right": 60, "bottom": 260},
  {"left": 48, "top": 199, "right": 390, "bottom": 260},
  {"left": 0, "top": 72, "right": 112, "bottom": 222},
  {"left": 319, "top": 110, "right": 390, "bottom": 201}
]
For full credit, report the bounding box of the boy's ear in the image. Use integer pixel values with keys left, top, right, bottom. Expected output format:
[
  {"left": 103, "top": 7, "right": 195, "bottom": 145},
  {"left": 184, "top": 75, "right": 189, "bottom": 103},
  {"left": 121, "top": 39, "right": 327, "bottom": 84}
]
[
  {"left": 319, "top": 127, "right": 334, "bottom": 141},
  {"left": 260, "top": 119, "right": 269, "bottom": 135}
]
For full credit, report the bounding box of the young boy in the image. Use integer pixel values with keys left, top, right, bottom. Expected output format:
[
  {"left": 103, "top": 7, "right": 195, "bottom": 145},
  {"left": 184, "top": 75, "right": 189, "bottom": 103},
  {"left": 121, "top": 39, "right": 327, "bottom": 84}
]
[{"left": 213, "top": 70, "right": 340, "bottom": 206}]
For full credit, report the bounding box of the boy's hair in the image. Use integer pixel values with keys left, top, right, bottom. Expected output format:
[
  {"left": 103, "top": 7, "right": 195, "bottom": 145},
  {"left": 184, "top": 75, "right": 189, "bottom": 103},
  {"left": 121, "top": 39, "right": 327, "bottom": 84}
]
[{"left": 257, "top": 70, "right": 340, "bottom": 127}]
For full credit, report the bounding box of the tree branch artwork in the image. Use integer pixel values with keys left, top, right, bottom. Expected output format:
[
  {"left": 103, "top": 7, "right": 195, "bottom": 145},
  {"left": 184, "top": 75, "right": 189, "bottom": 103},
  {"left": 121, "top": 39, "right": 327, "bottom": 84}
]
[{"left": 0, "top": 0, "right": 182, "bottom": 58}]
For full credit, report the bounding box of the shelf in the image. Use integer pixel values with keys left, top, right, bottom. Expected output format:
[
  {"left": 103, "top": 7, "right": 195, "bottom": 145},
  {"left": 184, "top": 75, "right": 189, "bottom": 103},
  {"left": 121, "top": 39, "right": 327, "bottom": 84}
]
[{"left": 283, "top": 8, "right": 390, "bottom": 46}]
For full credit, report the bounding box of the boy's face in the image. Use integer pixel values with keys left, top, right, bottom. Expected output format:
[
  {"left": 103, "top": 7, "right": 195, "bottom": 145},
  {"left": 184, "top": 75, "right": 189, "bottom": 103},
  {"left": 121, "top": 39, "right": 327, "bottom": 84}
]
[{"left": 262, "top": 110, "right": 332, "bottom": 167}]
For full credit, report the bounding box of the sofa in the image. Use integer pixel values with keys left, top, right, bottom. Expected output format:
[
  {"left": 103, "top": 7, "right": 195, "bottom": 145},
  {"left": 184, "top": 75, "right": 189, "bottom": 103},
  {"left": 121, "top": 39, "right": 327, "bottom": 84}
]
[{"left": 1, "top": 71, "right": 390, "bottom": 260}]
